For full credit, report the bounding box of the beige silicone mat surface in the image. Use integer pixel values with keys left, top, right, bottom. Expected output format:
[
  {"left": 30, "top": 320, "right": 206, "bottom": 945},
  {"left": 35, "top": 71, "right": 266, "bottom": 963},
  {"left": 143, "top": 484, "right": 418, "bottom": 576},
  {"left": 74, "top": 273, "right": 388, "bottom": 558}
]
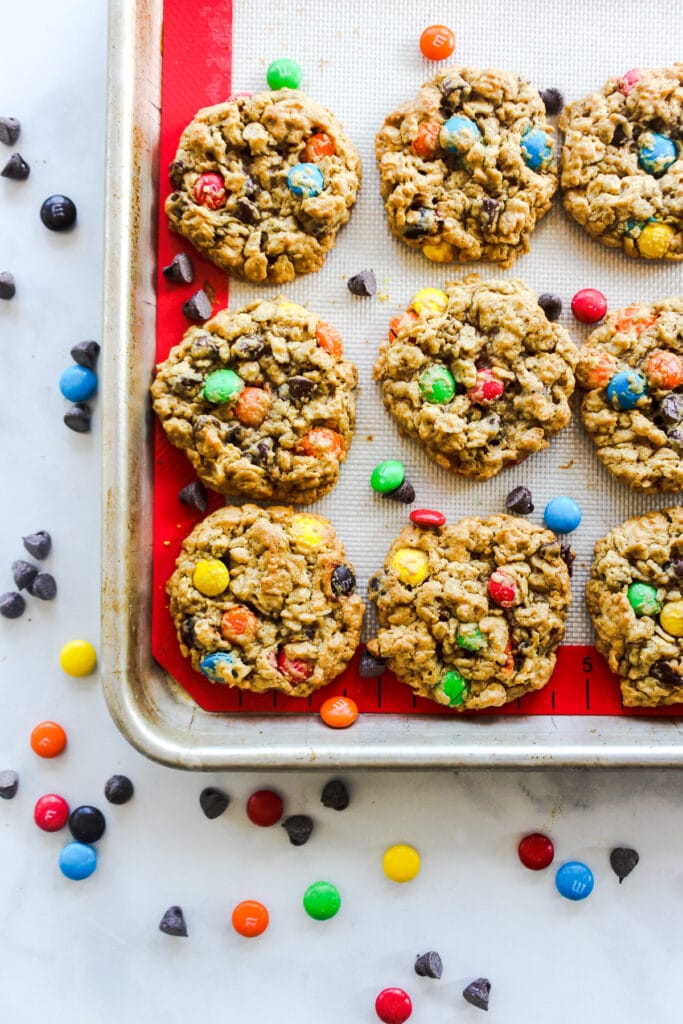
[{"left": 225, "top": 0, "right": 683, "bottom": 644}]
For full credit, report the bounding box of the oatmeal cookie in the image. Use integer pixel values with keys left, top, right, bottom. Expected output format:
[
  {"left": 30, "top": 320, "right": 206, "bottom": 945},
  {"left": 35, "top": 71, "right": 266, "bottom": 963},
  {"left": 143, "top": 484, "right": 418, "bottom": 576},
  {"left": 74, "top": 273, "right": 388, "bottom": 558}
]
[
  {"left": 167, "top": 505, "right": 365, "bottom": 697},
  {"left": 560, "top": 66, "right": 683, "bottom": 260},
  {"left": 587, "top": 508, "right": 683, "bottom": 707},
  {"left": 576, "top": 297, "right": 683, "bottom": 492},
  {"left": 375, "top": 67, "right": 558, "bottom": 268},
  {"left": 165, "top": 91, "right": 361, "bottom": 283},
  {"left": 373, "top": 276, "right": 577, "bottom": 480},
  {"left": 151, "top": 297, "right": 357, "bottom": 504},
  {"left": 366, "top": 515, "right": 571, "bottom": 711}
]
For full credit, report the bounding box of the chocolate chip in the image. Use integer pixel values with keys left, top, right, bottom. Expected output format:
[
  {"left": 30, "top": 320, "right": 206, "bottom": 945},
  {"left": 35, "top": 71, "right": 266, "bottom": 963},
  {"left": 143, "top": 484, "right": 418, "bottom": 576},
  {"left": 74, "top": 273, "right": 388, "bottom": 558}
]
[
  {"left": 463, "top": 978, "right": 491, "bottom": 1011},
  {"left": 104, "top": 774, "right": 134, "bottom": 804},
  {"left": 235, "top": 197, "right": 260, "bottom": 224},
  {"left": 609, "top": 846, "right": 639, "bottom": 883},
  {"left": 611, "top": 122, "right": 628, "bottom": 147},
  {"left": 282, "top": 814, "right": 314, "bottom": 846},
  {"left": 404, "top": 207, "right": 437, "bottom": 238},
  {"left": 12, "top": 560, "right": 38, "bottom": 590},
  {"left": 250, "top": 439, "right": 273, "bottom": 464},
  {"left": 0, "top": 271, "right": 16, "bottom": 299},
  {"left": 162, "top": 252, "right": 194, "bottom": 284},
  {"left": 182, "top": 289, "right": 212, "bottom": 322},
  {"left": 233, "top": 334, "right": 265, "bottom": 358},
  {"left": 358, "top": 649, "right": 386, "bottom": 678},
  {"left": 159, "top": 905, "right": 188, "bottom": 937},
  {"left": 1, "top": 153, "right": 30, "bottom": 180},
  {"left": 539, "top": 88, "right": 564, "bottom": 115},
  {"left": 168, "top": 161, "right": 185, "bottom": 188},
  {"left": 383, "top": 479, "right": 415, "bottom": 503},
  {"left": 23, "top": 531, "right": 51, "bottom": 559},
  {"left": 199, "top": 787, "right": 229, "bottom": 819},
  {"left": 40, "top": 194, "right": 77, "bottom": 231},
  {"left": 321, "top": 778, "right": 349, "bottom": 811},
  {"left": 368, "top": 575, "right": 381, "bottom": 593},
  {"left": 287, "top": 376, "right": 315, "bottom": 401},
  {"left": 178, "top": 481, "right": 207, "bottom": 514},
  {"left": 347, "top": 269, "right": 377, "bottom": 297},
  {"left": 64, "top": 403, "right": 92, "bottom": 433},
  {"left": 651, "top": 660, "right": 681, "bottom": 687},
  {"left": 0, "top": 592, "right": 25, "bottom": 618},
  {"left": 671, "top": 558, "right": 683, "bottom": 578},
  {"left": 71, "top": 340, "right": 101, "bottom": 370},
  {"left": 505, "top": 486, "right": 534, "bottom": 515},
  {"left": 414, "top": 951, "right": 443, "bottom": 979},
  {"left": 243, "top": 174, "right": 257, "bottom": 198},
  {"left": 560, "top": 544, "right": 576, "bottom": 577},
  {"left": 30, "top": 573, "right": 57, "bottom": 600},
  {"left": 0, "top": 117, "right": 21, "bottom": 146},
  {"left": 667, "top": 427, "right": 683, "bottom": 453},
  {"left": 538, "top": 293, "right": 562, "bottom": 321},
  {"left": 331, "top": 565, "right": 356, "bottom": 596},
  {"left": 179, "top": 616, "right": 196, "bottom": 647},
  {"left": 659, "top": 393, "right": 683, "bottom": 424},
  {"left": 0, "top": 769, "right": 19, "bottom": 799}
]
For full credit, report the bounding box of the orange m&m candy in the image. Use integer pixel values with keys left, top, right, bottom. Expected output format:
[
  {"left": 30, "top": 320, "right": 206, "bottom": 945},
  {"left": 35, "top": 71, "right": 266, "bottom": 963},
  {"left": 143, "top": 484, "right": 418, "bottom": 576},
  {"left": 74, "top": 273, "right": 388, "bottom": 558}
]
[
  {"left": 295, "top": 427, "right": 346, "bottom": 459},
  {"left": 646, "top": 350, "right": 683, "bottom": 389},
  {"left": 411, "top": 121, "right": 441, "bottom": 159},
  {"left": 30, "top": 721, "right": 67, "bottom": 758},
  {"left": 613, "top": 305, "right": 657, "bottom": 336},
  {"left": 231, "top": 900, "right": 269, "bottom": 937},
  {"left": 303, "top": 132, "right": 336, "bottom": 162},
  {"left": 221, "top": 606, "right": 259, "bottom": 643},
  {"left": 234, "top": 386, "right": 271, "bottom": 427},
  {"left": 315, "top": 321, "right": 343, "bottom": 358},
  {"left": 320, "top": 695, "right": 359, "bottom": 729},
  {"left": 419, "top": 24, "right": 456, "bottom": 61},
  {"left": 388, "top": 310, "right": 419, "bottom": 342}
]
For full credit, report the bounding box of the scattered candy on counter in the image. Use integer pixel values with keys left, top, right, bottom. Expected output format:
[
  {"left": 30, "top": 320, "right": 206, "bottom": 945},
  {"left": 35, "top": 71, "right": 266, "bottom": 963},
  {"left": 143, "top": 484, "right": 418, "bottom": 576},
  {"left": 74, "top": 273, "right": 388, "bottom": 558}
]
[
  {"left": 520, "top": 127, "right": 554, "bottom": 170},
  {"left": 419, "top": 24, "right": 455, "bottom": 61},
  {"left": 606, "top": 369, "right": 648, "bottom": 410},
  {"left": 159, "top": 905, "right": 188, "bottom": 937},
  {"left": 0, "top": 591, "right": 25, "bottom": 618},
  {"left": 543, "top": 496, "right": 582, "bottom": 534},
  {"left": 266, "top": 58, "right": 302, "bottom": 90},
  {"left": 320, "top": 695, "right": 359, "bottom": 729},
  {"left": 40, "top": 194, "right": 77, "bottom": 231},
  {"left": 71, "top": 340, "right": 100, "bottom": 371},
  {"left": 287, "top": 162, "right": 324, "bottom": 199},
  {"left": 347, "top": 269, "right": 377, "bottom": 297},
  {"left": 539, "top": 88, "right": 564, "bottom": 115},
  {"left": 0, "top": 270, "right": 16, "bottom": 299},
  {"left": 414, "top": 951, "right": 443, "bottom": 979},
  {"left": 538, "top": 292, "right": 562, "bottom": 321},
  {"left": 409, "top": 508, "right": 446, "bottom": 528},
  {"left": 303, "top": 880, "right": 341, "bottom": 921},
  {"left": 321, "top": 778, "right": 350, "bottom": 811},
  {"left": 282, "top": 814, "right": 314, "bottom": 846},
  {"left": 382, "top": 844, "right": 420, "bottom": 883},
  {"left": 64, "top": 403, "right": 92, "bottom": 433},
  {"left": 247, "top": 788, "right": 284, "bottom": 827},
  {"left": 518, "top": 832, "right": 555, "bottom": 870},
  {"left": 1, "top": 153, "right": 30, "bottom": 180},
  {"left": 627, "top": 582, "right": 661, "bottom": 617},
  {"left": 104, "top": 774, "right": 134, "bottom": 805},
  {"left": 463, "top": 978, "right": 491, "bottom": 1011},
  {"left": 555, "top": 860, "right": 594, "bottom": 901},
  {"left": 358, "top": 647, "right": 387, "bottom": 678},
  {"left": 59, "top": 639, "right": 97, "bottom": 677},
  {"left": 182, "top": 288, "right": 212, "bottom": 322},
  {"left": 375, "top": 988, "right": 412, "bottom": 1024},
  {"left": 638, "top": 132, "right": 677, "bottom": 177},
  {"left": 69, "top": 805, "right": 106, "bottom": 843},
  {"left": 23, "top": 530, "right": 51, "bottom": 559},
  {"left": 609, "top": 846, "right": 639, "bottom": 883},
  {"left": 30, "top": 572, "right": 57, "bottom": 600},
  {"left": 370, "top": 460, "right": 415, "bottom": 504},
  {"left": 506, "top": 486, "right": 534, "bottom": 515},
  {"left": 199, "top": 786, "right": 230, "bottom": 819},
  {"left": 30, "top": 721, "right": 67, "bottom": 758},
  {"left": 0, "top": 770, "right": 19, "bottom": 799},
  {"left": 178, "top": 481, "right": 208, "bottom": 514},
  {"left": 34, "top": 794, "right": 70, "bottom": 831},
  {"left": 0, "top": 116, "right": 21, "bottom": 145},
  {"left": 232, "top": 899, "right": 270, "bottom": 937},
  {"left": 571, "top": 288, "right": 607, "bottom": 324},
  {"left": 162, "top": 251, "right": 194, "bottom": 284},
  {"left": 59, "top": 841, "right": 97, "bottom": 881}
]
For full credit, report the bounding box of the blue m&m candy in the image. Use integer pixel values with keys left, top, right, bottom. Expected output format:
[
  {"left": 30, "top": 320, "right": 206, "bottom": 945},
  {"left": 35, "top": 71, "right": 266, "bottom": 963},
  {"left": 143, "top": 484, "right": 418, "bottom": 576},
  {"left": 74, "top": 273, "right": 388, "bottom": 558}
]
[
  {"left": 59, "top": 364, "right": 97, "bottom": 402},
  {"left": 521, "top": 127, "right": 554, "bottom": 170},
  {"left": 555, "top": 860, "right": 594, "bottom": 901},
  {"left": 59, "top": 841, "right": 97, "bottom": 880},
  {"left": 440, "top": 115, "right": 481, "bottom": 154},
  {"left": 606, "top": 369, "right": 648, "bottom": 410},
  {"left": 287, "top": 163, "right": 324, "bottom": 198},
  {"left": 638, "top": 132, "right": 677, "bottom": 177},
  {"left": 543, "top": 496, "right": 582, "bottom": 534},
  {"left": 200, "top": 651, "right": 235, "bottom": 682}
]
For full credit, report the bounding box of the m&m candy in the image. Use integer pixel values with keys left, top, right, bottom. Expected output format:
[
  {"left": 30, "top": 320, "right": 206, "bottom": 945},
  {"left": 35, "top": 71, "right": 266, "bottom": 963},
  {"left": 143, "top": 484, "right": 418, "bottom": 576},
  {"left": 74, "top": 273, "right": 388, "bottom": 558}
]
[
  {"left": 422, "top": 240, "right": 455, "bottom": 263},
  {"left": 59, "top": 842, "right": 97, "bottom": 881},
  {"left": 266, "top": 58, "right": 302, "bottom": 90},
  {"left": 59, "top": 365, "right": 97, "bottom": 403},
  {"left": 410, "top": 508, "right": 446, "bottom": 528},
  {"left": 69, "top": 805, "right": 106, "bottom": 843},
  {"left": 487, "top": 571, "right": 517, "bottom": 607},
  {"left": 203, "top": 369, "right": 243, "bottom": 404},
  {"left": 287, "top": 163, "right": 324, "bottom": 198},
  {"left": 234, "top": 387, "right": 271, "bottom": 427},
  {"left": 375, "top": 988, "right": 412, "bottom": 1024},
  {"left": 660, "top": 601, "right": 683, "bottom": 637},
  {"left": 646, "top": 350, "right": 683, "bottom": 389},
  {"left": 200, "top": 651, "right": 236, "bottom": 682},
  {"left": 303, "top": 880, "right": 341, "bottom": 920},
  {"left": 290, "top": 513, "right": 329, "bottom": 549},
  {"left": 59, "top": 639, "right": 97, "bottom": 677},
  {"left": 618, "top": 68, "right": 641, "bottom": 95},
  {"left": 246, "top": 789, "right": 283, "bottom": 826},
  {"left": 543, "top": 496, "right": 582, "bottom": 534},
  {"left": 295, "top": 427, "right": 345, "bottom": 459},
  {"left": 30, "top": 721, "right": 67, "bottom": 758},
  {"left": 638, "top": 132, "right": 677, "bottom": 177},
  {"left": 419, "top": 364, "right": 456, "bottom": 403},
  {"left": 315, "top": 321, "right": 343, "bottom": 357},
  {"left": 606, "top": 369, "right": 648, "bottom": 410},
  {"left": 34, "top": 794, "right": 70, "bottom": 832},
  {"left": 419, "top": 24, "right": 455, "bottom": 61},
  {"left": 440, "top": 115, "right": 481, "bottom": 154},
  {"left": 518, "top": 832, "right": 554, "bottom": 870},
  {"left": 192, "top": 172, "right": 226, "bottom": 209},
  {"left": 232, "top": 900, "right": 269, "bottom": 937},
  {"left": 390, "top": 547, "right": 429, "bottom": 586},
  {"left": 371, "top": 460, "right": 405, "bottom": 494},
  {"left": 468, "top": 368, "right": 504, "bottom": 405},
  {"left": 411, "top": 288, "right": 448, "bottom": 315},
  {"left": 302, "top": 132, "right": 335, "bottom": 161},
  {"left": 571, "top": 288, "right": 607, "bottom": 324},
  {"left": 320, "top": 696, "right": 359, "bottom": 728},
  {"left": 192, "top": 559, "right": 230, "bottom": 597},
  {"left": 637, "top": 221, "right": 675, "bottom": 259},
  {"left": 627, "top": 582, "right": 661, "bottom": 617},
  {"left": 438, "top": 669, "right": 468, "bottom": 706},
  {"left": 457, "top": 624, "right": 487, "bottom": 652},
  {"left": 520, "top": 127, "right": 554, "bottom": 170},
  {"left": 382, "top": 844, "right": 421, "bottom": 883},
  {"left": 555, "top": 860, "right": 594, "bottom": 901}
]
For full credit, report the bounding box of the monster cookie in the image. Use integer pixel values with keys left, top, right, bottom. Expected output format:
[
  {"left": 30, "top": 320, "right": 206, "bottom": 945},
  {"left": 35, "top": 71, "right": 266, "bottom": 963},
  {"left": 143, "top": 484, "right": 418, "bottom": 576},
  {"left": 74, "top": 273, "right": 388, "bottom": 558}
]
[
  {"left": 576, "top": 297, "right": 683, "bottom": 492},
  {"left": 375, "top": 67, "right": 558, "bottom": 268},
  {"left": 366, "top": 515, "right": 572, "bottom": 711},
  {"left": 165, "top": 91, "right": 361, "bottom": 283},
  {"left": 560, "top": 66, "right": 683, "bottom": 260},
  {"left": 151, "top": 298, "right": 357, "bottom": 504},
  {"left": 373, "top": 276, "right": 577, "bottom": 480},
  {"left": 167, "top": 505, "right": 365, "bottom": 697},
  {"left": 587, "top": 508, "right": 683, "bottom": 707}
]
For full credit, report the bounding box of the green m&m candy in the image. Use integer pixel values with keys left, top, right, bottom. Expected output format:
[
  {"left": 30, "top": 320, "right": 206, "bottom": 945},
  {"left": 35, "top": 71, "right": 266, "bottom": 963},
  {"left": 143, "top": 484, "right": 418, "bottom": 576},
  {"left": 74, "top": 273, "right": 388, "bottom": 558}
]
[
  {"left": 370, "top": 459, "right": 405, "bottom": 494},
  {"left": 438, "top": 668, "right": 468, "bottom": 707},
  {"left": 419, "top": 364, "right": 456, "bottom": 404},
  {"left": 457, "top": 624, "right": 487, "bottom": 652},
  {"left": 627, "top": 581, "right": 661, "bottom": 617},
  {"left": 203, "top": 369, "right": 244, "bottom": 404},
  {"left": 303, "top": 880, "right": 341, "bottom": 920},
  {"left": 266, "top": 58, "right": 302, "bottom": 91}
]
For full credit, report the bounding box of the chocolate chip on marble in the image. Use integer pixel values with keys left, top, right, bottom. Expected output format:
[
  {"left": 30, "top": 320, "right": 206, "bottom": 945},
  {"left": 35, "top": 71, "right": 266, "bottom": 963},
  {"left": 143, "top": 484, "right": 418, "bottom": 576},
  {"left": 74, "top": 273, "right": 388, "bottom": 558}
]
[
  {"left": 0, "top": 769, "right": 19, "bottom": 799},
  {"left": 182, "top": 289, "right": 212, "bottom": 322},
  {"left": 383, "top": 479, "right": 415, "bottom": 504},
  {"left": 64, "top": 403, "right": 92, "bottom": 433},
  {"left": 22, "top": 531, "right": 51, "bottom": 559},
  {"left": 539, "top": 88, "right": 564, "bottom": 115},
  {"left": 1, "top": 153, "right": 30, "bottom": 180},
  {"left": 463, "top": 977, "right": 491, "bottom": 1011},
  {"left": 0, "top": 591, "right": 25, "bottom": 619},
  {"left": 159, "top": 905, "right": 188, "bottom": 937},
  {"left": 199, "top": 786, "right": 229, "bottom": 819},
  {"left": 538, "top": 293, "right": 562, "bottom": 321},
  {"left": 0, "top": 271, "right": 16, "bottom": 299},
  {"left": 0, "top": 117, "right": 21, "bottom": 146},
  {"left": 347, "top": 269, "right": 376, "bottom": 297},
  {"left": 358, "top": 648, "right": 386, "bottom": 679},
  {"left": 30, "top": 573, "right": 57, "bottom": 600},
  {"left": 104, "top": 774, "right": 134, "bottom": 804},
  {"left": 178, "top": 481, "right": 207, "bottom": 514},
  {"left": 71, "top": 340, "right": 100, "bottom": 370},
  {"left": 162, "top": 252, "right": 194, "bottom": 284},
  {"left": 651, "top": 660, "right": 681, "bottom": 687},
  {"left": 505, "top": 486, "right": 534, "bottom": 515},
  {"left": 414, "top": 951, "right": 443, "bottom": 979},
  {"left": 609, "top": 846, "right": 639, "bottom": 883},
  {"left": 321, "top": 778, "right": 349, "bottom": 811},
  {"left": 560, "top": 544, "right": 576, "bottom": 577},
  {"left": 282, "top": 814, "right": 314, "bottom": 846},
  {"left": 12, "top": 560, "right": 38, "bottom": 591}
]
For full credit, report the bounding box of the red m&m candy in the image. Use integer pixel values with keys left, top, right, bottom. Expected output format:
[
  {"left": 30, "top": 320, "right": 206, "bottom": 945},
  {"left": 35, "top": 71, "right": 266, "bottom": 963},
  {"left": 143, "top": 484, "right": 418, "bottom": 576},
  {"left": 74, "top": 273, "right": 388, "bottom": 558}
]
[
  {"left": 246, "top": 789, "right": 284, "bottom": 827},
  {"left": 375, "top": 988, "right": 412, "bottom": 1024},
  {"left": 34, "top": 793, "right": 70, "bottom": 832},
  {"left": 192, "top": 172, "right": 227, "bottom": 210},
  {"left": 518, "top": 832, "right": 555, "bottom": 870},
  {"left": 571, "top": 289, "right": 607, "bottom": 324},
  {"left": 488, "top": 571, "right": 517, "bottom": 607},
  {"left": 410, "top": 508, "right": 446, "bottom": 528},
  {"left": 468, "top": 368, "right": 505, "bottom": 405},
  {"left": 618, "top": 68, "right": 641, "bottom": 95}
]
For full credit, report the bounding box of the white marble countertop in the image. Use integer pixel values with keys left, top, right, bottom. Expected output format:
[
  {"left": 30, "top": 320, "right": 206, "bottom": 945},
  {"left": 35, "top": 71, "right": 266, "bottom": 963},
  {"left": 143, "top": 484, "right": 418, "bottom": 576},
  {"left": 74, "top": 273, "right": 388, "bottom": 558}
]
[{"left": 1, "top": 3, "right": 682, "bottom": 1022}]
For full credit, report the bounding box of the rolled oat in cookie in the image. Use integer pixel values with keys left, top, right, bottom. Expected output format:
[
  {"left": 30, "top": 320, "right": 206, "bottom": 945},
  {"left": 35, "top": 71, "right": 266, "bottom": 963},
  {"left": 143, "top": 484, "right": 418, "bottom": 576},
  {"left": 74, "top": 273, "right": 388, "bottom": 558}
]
[
  {"left": 151, "top": 297, "right": 357, "bottom": 504},
  {"left": 560, "top": 66, "right": 683, "bottom": 260},
  {"left": 165, "top": 90, "right": 361, "bottom": 283},
  {"left": 367, "top": 515, "right": 571, "bottom": 711},
  {"left": 167, "top": 505, "right": 365, "bottom": 698},
  {"left": 577, "top": 297, "right": 683, "bottom": 493},
  {"left": 374, "top": 276, "right": 577, "bottom": 481},
  {"left": 375, "top": 67, "right": 557, "bottom": 268},
  {"left": 587, "top": 508, "right": 683, "bottom": 707}
]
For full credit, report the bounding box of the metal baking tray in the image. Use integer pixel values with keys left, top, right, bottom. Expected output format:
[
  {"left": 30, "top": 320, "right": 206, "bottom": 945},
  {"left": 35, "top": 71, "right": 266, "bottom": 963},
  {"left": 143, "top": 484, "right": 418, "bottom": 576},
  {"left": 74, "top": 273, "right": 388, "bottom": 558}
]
[{"left": 101, "top": 0, "right": 683, "bottom": 768}]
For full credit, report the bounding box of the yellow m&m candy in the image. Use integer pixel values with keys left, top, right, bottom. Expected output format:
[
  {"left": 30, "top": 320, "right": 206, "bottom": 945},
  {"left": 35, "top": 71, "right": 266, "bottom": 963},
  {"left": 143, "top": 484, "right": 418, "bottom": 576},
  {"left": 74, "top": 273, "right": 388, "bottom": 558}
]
[
  {"left": 291, "top": 514, "right": 328, "bottom": 550},
  {"left": 410, "top": 287, "right": 448, "bottom": 315},
  {"left": 422, "top": 241, "right": 455, "bottom": 263},
  {"left": 637, "top": 222, "right": 675, "bottom": 259},
  {"left": 390, "top": 547, "right": 429, "bottom": 586},
  {"left": 59, "top": 640, "right": 97, "bottom": 677},
  {"left": 660, "top": 601, "right": 683, "bottom": 637},
  {"left": 383, "top": 843, "right": 421, "bottom": 882},
  {"left": 192, "top": 559, "right": 230, "bottom": 597}
]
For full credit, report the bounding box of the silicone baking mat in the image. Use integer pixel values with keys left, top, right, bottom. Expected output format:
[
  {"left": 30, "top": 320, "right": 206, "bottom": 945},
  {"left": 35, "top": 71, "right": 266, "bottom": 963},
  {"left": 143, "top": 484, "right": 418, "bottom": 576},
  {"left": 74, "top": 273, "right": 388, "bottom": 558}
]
[{"left": 152, "top": 0, "right": 682, "bottom": 716}]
